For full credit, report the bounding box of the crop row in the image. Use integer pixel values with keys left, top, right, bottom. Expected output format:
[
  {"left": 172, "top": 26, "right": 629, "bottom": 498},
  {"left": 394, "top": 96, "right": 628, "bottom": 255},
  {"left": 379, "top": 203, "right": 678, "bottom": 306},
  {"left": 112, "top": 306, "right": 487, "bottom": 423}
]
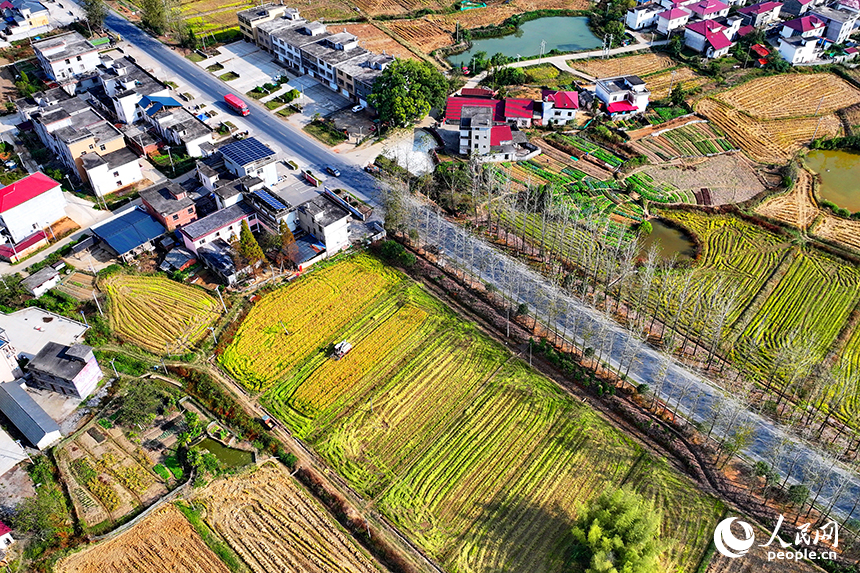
[
  {"left": 552, "top": 134, "right": 623, "bottom": 167},
  {"left": 72, "top": 457, "right": 119, "bottom": 512}
]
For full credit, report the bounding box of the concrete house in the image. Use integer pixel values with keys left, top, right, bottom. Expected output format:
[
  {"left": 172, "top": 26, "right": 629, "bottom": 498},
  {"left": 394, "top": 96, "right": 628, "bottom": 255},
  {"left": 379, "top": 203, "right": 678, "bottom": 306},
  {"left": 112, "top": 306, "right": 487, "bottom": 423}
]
[
  {"left": 737, "top": 1, "right": 783, "bottom": 26},
  {"left": 91, "top": 206, "right": 166, "bottom": 261},
  {"left": 595, "top": 75, "right": 650, "bottom": 116},
  {"left": 179, "top": 202, "right": 258, "bottom": 255},
  {"left": 21, "top": 266, "right": 60, "bottom": 298},
  {"left": 690, "top": 0, "right": 730, "bottom": 19},
  {"left": 296, "top": 194, "right": 351, "bottom": 255},
  {"left": 778, "top": 34, "right": 819, "bottom": 62},
  {"left": 139, "top": 182, "right": 197, "bottom": 232},
  {"left": 0, "top": 381, "right": 61, "bottom": 449},
  {"left": 811, "top": 6, "right": 858, "bottom": 43},
  {"left": 541, "top": 89, "right": 578, "bottom": 126},
  {"left": 0, "top": 172, "right": 66, "bottom": 244},
  {"left": 137, "top": 95, "right": 213, "bottom": 158},
  {"left": 783, "top": 0, "right": 819, "bottom": 16},
  {"left": 627, "top": 2, "right": 665, "bottom": 28},
  {"left": 781, "top": 14, "right": 826, "bottom": 37},
  {"left": 657, "top": 7, "right": 692, "bottom": 34},
  {"left": 33, "top": 32, "right": 99, "bottom": 86},
  {"left": 219, "top": 138, "right": 278, "bottom": 186},
  {"left": 0, "top": 330, "right": 23, "bottom": 384},
  {"left": 81, "top": 147, "right": 143, "bottom": 197},
  {"left": 684, "top": 19, "right": 736, "bottom": 57},
  {"left": 255, "top": 8, "right": 305, "bottom": 54},
  {"left": 238, "top": 3, "right": 290, "bottom": 44},
  {"left": 27, "top": 342, "right": 102, "bottom": 399}
]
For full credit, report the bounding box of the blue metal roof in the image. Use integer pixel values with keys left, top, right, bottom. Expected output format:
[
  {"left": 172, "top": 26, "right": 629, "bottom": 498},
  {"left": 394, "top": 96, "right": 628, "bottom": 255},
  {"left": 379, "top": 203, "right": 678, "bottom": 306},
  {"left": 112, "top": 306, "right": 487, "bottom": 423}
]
[
  {"left": 0, "top": 382, "right": 60, "bottom": 449},
  {"left": 140, "top": 95, "right": 183, "bottom": 117},
  {"left": 92, "top": 207, "right": 166, "bottom": 256}
]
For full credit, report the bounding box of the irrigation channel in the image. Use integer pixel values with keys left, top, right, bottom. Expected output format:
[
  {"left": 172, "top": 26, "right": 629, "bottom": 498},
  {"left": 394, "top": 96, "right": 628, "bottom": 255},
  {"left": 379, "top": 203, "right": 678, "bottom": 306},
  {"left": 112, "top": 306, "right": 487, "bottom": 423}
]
[{"left": 406, "top": 196, "right": 860, "bottom": 521}]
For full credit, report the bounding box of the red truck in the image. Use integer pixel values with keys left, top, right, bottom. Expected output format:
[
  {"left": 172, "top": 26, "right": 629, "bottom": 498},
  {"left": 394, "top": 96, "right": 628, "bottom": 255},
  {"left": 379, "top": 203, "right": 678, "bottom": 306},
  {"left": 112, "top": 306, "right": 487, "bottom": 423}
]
[{"left": 224, "top": 93, "right": 249, "bottom": 116}]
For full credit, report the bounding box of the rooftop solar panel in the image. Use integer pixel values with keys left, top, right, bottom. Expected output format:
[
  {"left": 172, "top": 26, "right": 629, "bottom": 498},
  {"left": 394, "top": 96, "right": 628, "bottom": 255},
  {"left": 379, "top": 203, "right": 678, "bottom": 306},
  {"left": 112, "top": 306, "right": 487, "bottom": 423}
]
[
  {"left": 220, "top": 137, "right": 275, "bottom": 166},
  {"left": 253, "top": 189, "right": 287, "bottom": 211}
]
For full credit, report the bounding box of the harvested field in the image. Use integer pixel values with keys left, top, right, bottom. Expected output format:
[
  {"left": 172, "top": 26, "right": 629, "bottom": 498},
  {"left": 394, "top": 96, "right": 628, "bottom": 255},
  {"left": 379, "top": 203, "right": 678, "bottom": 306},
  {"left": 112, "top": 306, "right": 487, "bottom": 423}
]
[
  {"left": 384, "top": 19, "right": 452, "bottom": 53},
  {"left": 813, "top": 213, "right": 860, "bottom": 251},
  {"left": 755, "top": 168, "right": 818, "bottom": 229},
  {"left": 351, "top": 0, "right": 447, "bottom": 16},
  {"left": 431, "top": 0, "right": 589, "bottom": 35},
  {"left": 569, "top": 52, "right": 675, "bottom": 79},
  {"left": 55, "top": 505, "right": 230, "bottom": 573},
  {"left": 715, "top": 73, "right": 860, "bottom": 120},
  {"left": 637, "top": 154, "right": 766, "bottom": 205},
  {"left": 342, "top": 23, "right": 414, "bottom": 59},
  {"left": 696, "top": 98, "right": 842, "bottom": 164},
  {"left": 646, "top": 67, "right": 709, "bottom": 100},
  {"left": 103, "top": 274, "right": 220, "bottom": 355},
  {"left": 198, "top": 464, "right": 380, "bottom": 573}
]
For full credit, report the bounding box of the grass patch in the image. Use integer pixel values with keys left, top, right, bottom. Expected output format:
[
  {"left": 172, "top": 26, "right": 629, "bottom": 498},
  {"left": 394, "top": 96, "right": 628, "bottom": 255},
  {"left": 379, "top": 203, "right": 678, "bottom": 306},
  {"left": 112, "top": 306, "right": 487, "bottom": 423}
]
[
  {"left": 264, "top": 100, "right": 283, "bottom": 111},
  {"left": 175, "top": 501, "right": 248, "bottom": 573},
  {"left": 206, "top": 62, "right": 224, "bottom": 72},
  {"left": 152, "top": 464, "right": 171, "bottom": 481},
  {"left": 186, "top": 52, "right": 205, "bottom": 62},
  {"left": 219, "top": 71, "right": 240, "bottom": 82},
  {"left": 97, "top": 418, "right": 113, "bottom": 429},
  {"left": 303, "top": 119, "right": 347, "bottom": 146},
  {"left": 277, "top": 107, "right": 297, "bottom": 118},
  {"left": 164, "top": 455, "right": 183, "bottom": 479}
]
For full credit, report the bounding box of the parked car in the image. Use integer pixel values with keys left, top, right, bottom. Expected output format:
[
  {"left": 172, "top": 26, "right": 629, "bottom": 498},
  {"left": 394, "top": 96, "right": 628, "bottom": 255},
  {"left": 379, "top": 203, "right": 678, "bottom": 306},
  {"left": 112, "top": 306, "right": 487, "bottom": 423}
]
[
  {"left": 352, "top": 104, "right": 365, "bottom": 113},
  {"left": 326, "top": 166, "right": 341, "bottom": 177}
]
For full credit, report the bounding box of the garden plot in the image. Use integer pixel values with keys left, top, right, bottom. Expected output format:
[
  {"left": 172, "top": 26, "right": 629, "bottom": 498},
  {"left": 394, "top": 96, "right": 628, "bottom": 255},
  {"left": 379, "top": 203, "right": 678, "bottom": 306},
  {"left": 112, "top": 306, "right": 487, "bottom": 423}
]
[
  {"left": 635, "top": 154, "right": 765, "bottom": 205},
  {"left": 227, "top": 253, "right": 725, "bottom": 573},
  {"left": 646, "top": 67, "right": 708, "bottom": 100},
  {"left": 55, "top": 504, "right": 231, "bottom": 573},
  {"left": 635, "top": 121, "right": 736, "bottom": 162},
  {"left": 102, "top": 274, "right": 220, "bottom": 355},
  {"left": 55, "top": 272, "right": 97, "bottom": 301}
]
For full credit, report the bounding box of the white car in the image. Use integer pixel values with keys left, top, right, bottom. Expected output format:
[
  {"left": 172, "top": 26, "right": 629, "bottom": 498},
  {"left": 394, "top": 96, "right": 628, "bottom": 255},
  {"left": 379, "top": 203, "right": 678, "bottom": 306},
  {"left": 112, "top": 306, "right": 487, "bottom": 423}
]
[{"left": 352, "top": 104, "right": 365, "bottom": 113}]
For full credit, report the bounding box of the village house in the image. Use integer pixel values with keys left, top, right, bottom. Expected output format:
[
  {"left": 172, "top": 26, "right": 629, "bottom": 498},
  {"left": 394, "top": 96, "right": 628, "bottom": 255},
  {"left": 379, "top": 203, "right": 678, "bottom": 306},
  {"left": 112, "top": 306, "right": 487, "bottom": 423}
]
[
  {"left": 782, "top": 0, "right": 823, "bottom": 16},
  {"left": 689, "top": 0, "right": 730, "bottom": 19},
  {"left": 781, "top": 14, "right": 827, "bottom": 37},
  {"left": 91, "top": 206, "right": 166, "bottom": 261},
  {"left": 778, "top": 34, "right": 819, "bottom": 62},
  {"left": 81, "top": 148, "right": 144, "bottom": 197},
  {"left": 627, "top": 2, "right": 665, "bottom": 29},
  {"left": 0, "top": 172, "right": 66, "bottom": 245},
  {"left": 296, "top": 194, "right": 351, "bottom": 256},
  {"left": 810, "top": 6, "right": 858, "bottom": 43},
  {"left": 21, "top": 266, "right": 60, "bottom": 298},
  {"left": 1, "top": 0, "right": 50, "bottom": 41},
  {"left": 595, "top": 75, "right": 650, "bottom": 117},
  {"left": 737, "top": 1, "right": 783, "bottom": 26},
  {"left": 32, "top": 32, "right": 100, "bottom": 88},
  {"left": 0, "top": 331, "right": 22, "bottom": 384},
  {"left": 657, "top": 7, "right": 692, "bottom": 34},
  {"left": 178, "top": 201, "right": 259, "bottom": 255},
  {"left": 137, "top": 95, "right": 214, "bottom": 158},
  {"left": 139, "top": 182, "right": 197, "bottom": 232},
  {"left": 238, "top": 3, "right": 290, "bottom": 44},
  {"left": 684, "top": 19, "right": 739, "bottom": 57},
  {"left": 540, "top": 89, "right": 579, "bottom": 126},
  {"left": 27, "top": 342, "right": 102, "bottom": 399},
  {"left": 219, "top": 138, "right": 279, "bottom": 186}
]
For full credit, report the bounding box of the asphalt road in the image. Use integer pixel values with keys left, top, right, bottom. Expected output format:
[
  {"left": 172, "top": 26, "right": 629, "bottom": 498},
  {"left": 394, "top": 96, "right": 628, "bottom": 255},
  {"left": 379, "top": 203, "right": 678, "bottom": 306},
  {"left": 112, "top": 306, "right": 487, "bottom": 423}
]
[
  {"left": 102, "top": 11, "right": 385, "bottom": 207},
  {"left": 103, "top": 11, "right": 860, "bottom": 521}
]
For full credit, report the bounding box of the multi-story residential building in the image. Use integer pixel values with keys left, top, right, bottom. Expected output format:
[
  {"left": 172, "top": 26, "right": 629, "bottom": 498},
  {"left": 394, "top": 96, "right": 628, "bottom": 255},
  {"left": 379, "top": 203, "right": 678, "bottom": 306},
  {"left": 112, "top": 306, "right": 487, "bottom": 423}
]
[
  {"left": 238, "top": 3, "right": 289, "bottom": 44},
  {"left": 689, "top": 0, "right": 730, "bottom": 19},
  {"left": 334, "top": 52, "right": 394, "bottom": 106},
  {"left": 33, "top": 32, "right": 100, "bottom": 86},
  {"left": 737, "top": 1, "right": 783, "bottom": 26},
  {"left": 0, "top": 172, "right": 66, "bottom": 244},
  {"left": 179, "top": 202, "right": 259, "bottom": 254},
  {"left": 780, "top": 14, "right": 826, "bottom": 37},
  {"left": 90, "top": 56, "right": 171, "bottom": 124},
  {"left": 2, "top": 0, "right": 51, "bottom": 40},
  {"left": 595, "top": 75, "right": 650, "bottom": 116},
  {"left": 684, "top": 19, "right": 735, "bottom": 57},
  {"left": 540, "top": 89, "right": 579, "bottom": 126},
  {"left": 657, "top": 7, "right": 692, "bottom": 34},
  {"left": 81, "top": 148, "right": 143, "bottom": 197},
  {"left": 137, "top": 95, "right": 213, "bottom": 157},
  {"left": 811, "top": 6, "right": 858, "bottom": 43},
  {"left": 219, "top": 138, "right": 279, "bottom": 186},
  {"left": 296, "top": 194, "right": 351, "bottom": 255},
  {"left": 271, "top": 21, "right": 331, "bottom": 74},
  {"left": 627, "top": 2, "right": 665, "bottom": 28},
  {"left": 27, "top": 342, "right": 102, "bottom": 399},
  {"left": 139, "top": 182, "right": 197, "bottom": 231},
  {"left": 255, "top": 7, "right": 305, "bottom": 54},
  {"left": 778, "top": 34, "right": 819, "bottom": 62}
]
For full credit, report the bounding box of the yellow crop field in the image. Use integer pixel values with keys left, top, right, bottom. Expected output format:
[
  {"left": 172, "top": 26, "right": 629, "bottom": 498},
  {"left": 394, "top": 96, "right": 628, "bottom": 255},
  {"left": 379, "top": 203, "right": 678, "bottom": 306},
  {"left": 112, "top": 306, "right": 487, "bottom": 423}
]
[
  {"left": 103, "top": 275, "right": 220, "bottom": 355},
  {"left": 570, "top": 52, "right": 676, "bottom": 78},
  {"left": 715, "top": 73, "right": 860, "bottom": 119}
]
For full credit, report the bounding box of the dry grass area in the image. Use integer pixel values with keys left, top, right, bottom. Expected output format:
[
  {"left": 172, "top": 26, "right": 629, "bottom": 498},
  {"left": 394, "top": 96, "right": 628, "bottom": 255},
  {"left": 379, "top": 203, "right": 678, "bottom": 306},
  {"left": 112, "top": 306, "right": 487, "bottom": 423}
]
[
  {"left": 813, "top": 213, "right": 860, "bottom": 251},
  {"left": 198, "top": 464, "right": 381, "bottom": 573},
  {"left": 647, "top": 67, "right": 709, "bottom": 100},
  {"left": 696, "top": 98, "right": 842, "bottom": 164},
  {"left": 342, "top": 23, "right": 415, "bottom": 59},
  {"left": 756, "top": 168, "right": 818, "bottom": 229},
  {"left": 56, "top": 505, "right": 231, "bottom": 573},
  {"left": 638, "top": 154, "right": 766, "bottom": 205},
  {"left": 385, "top": 18, "right": 453, "bottom": 52},
  {"left": 352, "top": 0, "right": 448, "bottom": 16},
  {"left": 569, "top": 52, "right": 675, "bottom": 79},
  {"left": 716, "top": 73, "right": 860, "bottom": 120},
  {"left": 429, "top": 0, "right": 589, "bottom": 36}
]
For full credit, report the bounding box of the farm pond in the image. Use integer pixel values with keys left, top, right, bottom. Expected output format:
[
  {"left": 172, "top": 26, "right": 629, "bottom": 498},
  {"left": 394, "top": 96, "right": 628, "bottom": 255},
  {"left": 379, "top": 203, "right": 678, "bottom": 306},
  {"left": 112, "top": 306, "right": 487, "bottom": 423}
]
[
  {"left": 448, "top": 17, "right": 602, "bottom": 67},
  {"left": 640, "top": 220, "right": 696, "bottom": 261},
  {"left": 805, "top": 149, "right": 860, "bottom": 212},
  {"left": 196, "top": 437, "right": 254, "bottom": 468}
]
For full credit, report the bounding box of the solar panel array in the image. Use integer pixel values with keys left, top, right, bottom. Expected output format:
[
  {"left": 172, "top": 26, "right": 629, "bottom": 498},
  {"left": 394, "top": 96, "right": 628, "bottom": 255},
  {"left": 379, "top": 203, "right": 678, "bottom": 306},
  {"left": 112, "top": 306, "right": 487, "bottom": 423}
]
[
  {"left": 253, "top": 189, "right": 288, "bottom": 212},
  {"left": 220, "top": 137, "right": 275, "bottom": 166}
]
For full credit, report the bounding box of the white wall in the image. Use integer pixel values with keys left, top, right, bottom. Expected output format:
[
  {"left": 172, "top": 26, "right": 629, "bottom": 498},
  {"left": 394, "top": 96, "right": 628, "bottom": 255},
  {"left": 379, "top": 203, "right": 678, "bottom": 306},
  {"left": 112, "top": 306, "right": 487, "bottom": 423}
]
[
  {"left": 0, "top": 185, "right": 66, "bottom": 243},
  {"left": 85, "top": 158, "right": 143, "bottom": 197}
]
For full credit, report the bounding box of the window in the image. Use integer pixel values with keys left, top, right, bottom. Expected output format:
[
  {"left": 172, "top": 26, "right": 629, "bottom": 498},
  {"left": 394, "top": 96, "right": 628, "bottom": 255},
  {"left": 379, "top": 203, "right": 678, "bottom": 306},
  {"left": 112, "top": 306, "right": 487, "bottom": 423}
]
[
  {"left": 65, "top": 58, "right": 70, "bottom": 64},
  {"left": 187, "top": 207, "right": 194, "bottom": 214},
  {"left": 199, "top": 239, "right": 206, "bottom": 245},
  {"left": 100, "top": 144, "right": 106, "bottom": 151},
  {"left": 113, "top": 171, "right": 119, "bottom": 177},
  {"left": 89, "top": 144, "right": 94, "bottom": 150},
  {"left": 76, "top": 56, "right": 82, "bottom": 61},
  {"left": 116, "top": 180, "right": 122, "bottom": 186},
  {"left": 172, "top": 214, "right": 179, "bottom": 220}
]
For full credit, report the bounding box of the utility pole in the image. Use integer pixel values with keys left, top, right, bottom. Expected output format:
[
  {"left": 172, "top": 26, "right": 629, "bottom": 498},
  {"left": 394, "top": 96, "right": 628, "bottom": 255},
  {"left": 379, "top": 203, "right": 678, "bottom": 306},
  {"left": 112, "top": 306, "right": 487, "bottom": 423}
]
[
  {"left": 811, "top": 115, "right": 824, "bottom": 142},
  {"left": 79, "top": 310, "right": 89, "bottom": 327},
  {"left": 539, "top": 39, "right": 546, "bottom": 64},
  {"left": 208, "top": 326, "right": 217, "bottom": 345},
  {"left": 814, "top": 94, "right": 825, "bottom": 117},
  {"left": 92, "top": 292, "right": 103, "bottom": 316},
  {"left": 109, "top": 359, "right": 118, "bottom": 378},
  {"left": 215, "top": 285, "right": 227, "bottom": 313}
]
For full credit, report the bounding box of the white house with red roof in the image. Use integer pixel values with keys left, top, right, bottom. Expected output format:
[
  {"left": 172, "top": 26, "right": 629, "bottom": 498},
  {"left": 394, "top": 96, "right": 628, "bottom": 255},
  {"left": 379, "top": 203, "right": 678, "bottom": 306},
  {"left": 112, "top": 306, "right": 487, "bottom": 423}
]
[
  {"left": 690, "top": 0, "right": 730, "bottom": 19},
  {"left": 595, "top": 76, "right": 650, "bottom": 117},
  {"left": 781, "top": 14, "right": 826, "bottom": 37},
  {"left": 0, "top": 172, "right": 66, "bottom": 245},
  {"left": 657, "top": 7, "right": 692, "bottom": 34},
  {"left": 684, "top": 19, "right": 739, "bottom": 57},
  {"left": 0, "top": 521, "right": 13, "bottom": 552},
  {"left": 738, "top": 1, "right": 783, "bottom": 26},
  {"left": 783, "top": 0, "right": 820, "bottom": 16},
  {"left": 541, "top": 89, "right": 579, "bottom": 126}
]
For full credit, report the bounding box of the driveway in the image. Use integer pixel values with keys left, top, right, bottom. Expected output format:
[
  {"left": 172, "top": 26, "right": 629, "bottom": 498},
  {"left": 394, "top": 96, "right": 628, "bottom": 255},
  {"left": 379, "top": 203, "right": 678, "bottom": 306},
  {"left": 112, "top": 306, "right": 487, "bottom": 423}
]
[
  {"left": 196, "top": 41, "right": 291, "bottom": 95},
  {"left": 286, "top": 75, "right": 352, "bottom": 125},
  {"left": 64, "top": 192, "right": 113, "bottom": 229}
]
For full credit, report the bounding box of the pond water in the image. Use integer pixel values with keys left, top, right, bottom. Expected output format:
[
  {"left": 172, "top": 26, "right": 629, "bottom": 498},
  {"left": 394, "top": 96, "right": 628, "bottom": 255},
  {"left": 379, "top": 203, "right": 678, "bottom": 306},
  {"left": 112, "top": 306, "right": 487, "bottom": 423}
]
[
  {"left": 804, "top": 149, "right": 860, "bottom": 212},
  {"left": 196, "top": 437, "right": 254, "bottom": 468},
  {"left": 382, "top": 129, "right": 437, "bottom": 176},
  {"left": 448, "top": 17, "right": 602, "bottom": 67},
  {"left": 640, "top": 220, "right": 696, "bottom": 261}
]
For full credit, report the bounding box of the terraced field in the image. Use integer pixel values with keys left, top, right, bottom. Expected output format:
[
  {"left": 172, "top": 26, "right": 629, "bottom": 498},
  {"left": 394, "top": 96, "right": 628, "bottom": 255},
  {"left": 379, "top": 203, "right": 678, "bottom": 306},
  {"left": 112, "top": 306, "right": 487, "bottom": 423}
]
[
  {"left": 102, "top": 275, "right": 220, "bottom": 355},
  {"left": 227, "top": 253, "right": 725, "bottom": 573},
  {"left": 715, "top": 73, "right": 860, "bottom": 120}
]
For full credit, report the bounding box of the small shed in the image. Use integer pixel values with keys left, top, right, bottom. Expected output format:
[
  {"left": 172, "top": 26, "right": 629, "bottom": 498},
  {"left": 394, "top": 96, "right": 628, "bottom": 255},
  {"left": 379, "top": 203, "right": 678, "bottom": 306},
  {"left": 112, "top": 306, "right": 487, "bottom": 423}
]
[
  {"left": 0, "top": 522, "right": 14, "bottom": 550},
  {"left": 22, "top": 266, "right": 60, "bottom": 298},
  {"left": 0, "top": 381, "right": 61, "bottom": 449}
]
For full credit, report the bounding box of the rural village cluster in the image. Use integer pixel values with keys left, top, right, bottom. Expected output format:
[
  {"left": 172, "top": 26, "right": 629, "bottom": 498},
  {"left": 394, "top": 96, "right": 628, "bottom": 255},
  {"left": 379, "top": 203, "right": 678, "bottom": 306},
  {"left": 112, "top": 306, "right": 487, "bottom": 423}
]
[{"left": 0, "top": 0, "right": 858, "bottom": 570}]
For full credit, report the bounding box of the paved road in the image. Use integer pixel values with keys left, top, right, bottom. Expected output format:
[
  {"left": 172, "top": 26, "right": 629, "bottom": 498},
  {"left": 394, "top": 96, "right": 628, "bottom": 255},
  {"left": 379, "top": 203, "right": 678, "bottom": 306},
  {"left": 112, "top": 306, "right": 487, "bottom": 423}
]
[{"left": 104, "top": 12, "right": 860, "bottom": 522}]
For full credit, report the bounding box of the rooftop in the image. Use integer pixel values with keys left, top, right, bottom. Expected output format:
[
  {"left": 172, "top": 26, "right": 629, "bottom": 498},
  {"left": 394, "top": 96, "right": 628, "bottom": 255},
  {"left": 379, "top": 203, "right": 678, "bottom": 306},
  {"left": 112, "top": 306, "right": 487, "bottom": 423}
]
[
  {"left": 0, "top": 381, "right": 61, "bottom": 448},
  {"left": 686, "top": 18, "right": 727, "bottom": 34},
  {"left": 299, "top": 194, "right": 350, "bottom": 227},
  {"left": 597, "top": 75, "right": 648, "bottom": 94},
  {"left": 81, "top": 147, "right": 139, "bottom": 171},
  {"left": 301, "top": 37, "right": 368, "bottom": 66},
  {"left": 784, "top": 14, "right": 826, "bottom": 31},
  {"left": 0, "top": 308, "right": 87, "bottom": 360},
  {"left": 0, "top": 172, "right": 60, "bottom": 213},
  {"left": 28, "top": 342, "right": 94, "bottom": 381},
  {"left": 542, "top": 89, "right": 579, "bottom": 109},
  {"left": 272, "top": 22, "right": 331, "bottom": 49},
  {"left": 180, "top": 201, "right": 255, "bottom": 241},
  {"left": 257, "top": 15, "right": 307, "bottom": 36},
  {"left": 91, "top": 206, "right": 166, "bottom": 255},
  {"left": 659, "top": 7, "right": 691, "bottom": 18},
  {"left": 99, "top": 56, "right": 165, "bottom": 98},
  {"left": 738, "top": 1, "right": 782, "bottom": 14},
  {"left": 21, "top": 266, "right": 59, "bottom": 291},
  {"left": 220, "top": 137, "right": 276, "bottom": 167},
  {"left": 33, "top": 32, "right": 97, "bottom": 63},
  {"left": 237, "top": 2, "right": 285, "bottom": 21},
  {"left": 460, "top": 105, "right": 493, "bottom": 128},
  {"left": 139, "top": 182, "right": 195, "bottom": 217},
  {"left": 445, "top": 96, "right": 503, "bottom": 122},
  {"left": 812, "top": 6, "right": 858, "bottom": 22},
  {"left": 490, "top": 125, "right": 512, "bottom": 146},
  {"left": 691, "top": 0, "right": 729, "bottom": 14},
  {"left": 198, "top": 239, "right": 238, "bottom": 278}
]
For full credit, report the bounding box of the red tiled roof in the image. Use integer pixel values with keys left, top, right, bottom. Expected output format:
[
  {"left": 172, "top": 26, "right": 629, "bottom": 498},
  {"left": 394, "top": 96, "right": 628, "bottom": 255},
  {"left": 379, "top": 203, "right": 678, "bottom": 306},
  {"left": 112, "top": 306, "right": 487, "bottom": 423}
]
[
  {"left": 784, "top": 14, "right": 825, "bottom": 32},
  {"left": 542, "top": 89, "right": 579, "bottom": 109},
  {"left": 751, "top": 43, "right": 770, "bottom": 56},
  {"left": 0, "top": 522, "right": 10, "bottom": 536},
  {"left": 686, "top": 19, "right": 726, "bottom": 34},
  {"left": 0, "top": 231, "right": 46, "bottom": 258},
  {"left": 847, "top": 47, "right": 859, "bottom": 53},
  {"left": 738, "top": 1, "right": 782, "bottom": 15},
  {"left": 504, "top": 98, "right": 533, "bottom": 119},
  {"left": 490, "top": 125, "right": 512, "bottom": 146},
  {"left": 0, "top": 1, "right": 13, "bottom": 9},
  {"left": 692, "top": 0, "right": 728, "bottom": 15},
  {"left": 0, "top": 172, "right": 60, "bottom": 214},
  {"left": 706, "top": 29, "right": 732, "bottom": 50},
  {"left": 737, "top": 24, "right": 756, "bottom": 36},
  {"left": 758, "top": 58, "right": 769, "bottom": 65},
  {"left": 445, "top": 96, "right": 502, "bottom": 122},
  {"left": 607, "top": 101, "right": 638, "bottom": 113},
  {"left": 460, "top": 87, "right": 495, "bottom": 98},
  {"left": 659, "top": 7, "right": 691, "bottom": 19}
]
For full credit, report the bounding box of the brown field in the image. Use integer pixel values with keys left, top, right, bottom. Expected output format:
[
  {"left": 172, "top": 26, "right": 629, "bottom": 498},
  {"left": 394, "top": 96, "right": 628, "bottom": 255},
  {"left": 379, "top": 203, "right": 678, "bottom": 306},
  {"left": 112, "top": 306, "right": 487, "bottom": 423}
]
[
  {"left": 56, "top": 505, "right": 231, "bottom": 573},
  {"left": 342, "top": 24, "right": 415, "bottom": 59},
  {"left": 696, "top": 98, "right": 842, "bottom": 164},
  {"left": 570, "top": 52, "right": 676, "bottom": 79},
  {"left": 638, "top": 154, "right": 766, "bottom": 205},
  {"left": 384, "top": 18, "right": 452, "bottom": 53},
  {"left": 756, "top": 168, "right": 818, "bottom": 229},
  {"left": 715, "top": 73, "right": 860, "bottom": 120},
  {"left": 198, "top": 464, "right": 381, "bottom": 573},
  {"left": 352, "top": 0, "right": 447, "bottom": 16},
  {"left": 429, "top": 0, "right": 589, "bottom": 37},
  {"left": 56, "top": 272, "right": 97, "bottom": 301},
  {"left": 813, "top": 213, "right": 860, "bottom": 251},
  {"left": 647, "top": 67, "right": 709, "bottom": 100}
]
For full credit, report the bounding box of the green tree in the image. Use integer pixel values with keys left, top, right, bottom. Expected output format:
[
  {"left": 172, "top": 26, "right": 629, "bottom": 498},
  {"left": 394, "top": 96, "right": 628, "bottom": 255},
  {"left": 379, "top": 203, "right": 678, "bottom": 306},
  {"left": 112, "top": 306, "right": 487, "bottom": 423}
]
[
  {"left": 115, "top": 383, "right": 163, "bottom": 428},
  {"left": 81, "top": 0, "right": 107, "bottom": 31},
  {"left": 12, "top": 457, "right": 72, "bottom": 550},
  {"left": 368, "top": 59, "right": 447, "bottom": 127},
  {"left": 788, "top": 484, "right": 809, "bottom": 507},
  {"left": 669, "top": 82, "right": 687, "bottom": 108},
  {"left": 238, "top": 219, "right": 265, "bottom": 264},
  {"left": 178, "top": 23, "right": 199, "bottom": 49},
  {"left": 570, "top": 489, "right": 662, "bottom": 573},
  {"left": 140, "top": 0, "right": 171, "bottom": 35},
  {"left": 638, "top": 221, "right": 653, "bottom": 235},
  {"left": 279, "top": 219, "right": 299, "bottom": 266}
]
